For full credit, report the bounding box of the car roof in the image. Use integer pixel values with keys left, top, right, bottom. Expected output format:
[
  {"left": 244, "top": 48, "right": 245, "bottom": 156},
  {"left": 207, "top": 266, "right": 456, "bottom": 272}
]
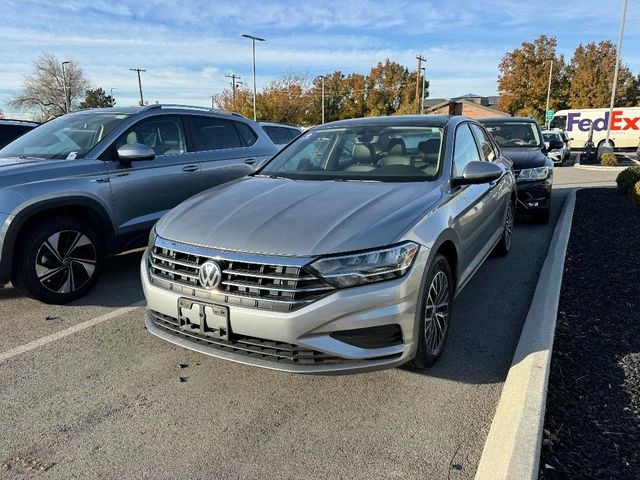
[
  {"left": 259, "top": 121, "right": 302, "bottom": 129},
  {"left": 70, "top": 104, "right": 245, "bottom": 118},
  {"left": 316, "top": 115, "right": 457, "bottom": 129},
  {"left": 478, "top": 116, "right": 538, "bottom": 124},
  {"left": 0, "top": 119, "right": 40, "bottom": 126}
]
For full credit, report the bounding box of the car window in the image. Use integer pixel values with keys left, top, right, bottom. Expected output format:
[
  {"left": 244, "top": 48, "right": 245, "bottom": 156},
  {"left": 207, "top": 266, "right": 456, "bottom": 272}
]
[
  {"left": 484, "top": 121, "right": 542, "bottom": 148},
  {"left": 453, "top": 124, "right": 481, "bottom": 177},
  {"left": 470, "top": 124, "right": 497, "bottom": 162},
  {"left": 234, "top": 121, "right": 258, "bottom": 147},
  {"left": 114, "top": 116, "right": 186, "bottom": 156},
  {"left": 189, "top": 116, "right": 242, "bottom": 151},
  {"left": 0, "top": 125, "right": 33, "bottom": 147},
  {"left": 263, "top": 126, "right": 292, "bottom": 145},
  {"left": 259, "top": 126, "right": 443, "bottom": 181},
  {"left": 0, "top": 112, "right": 129, "bottom": 160},
  {"left": 286, "top": 128, "right": 301, "bottom": 141}
]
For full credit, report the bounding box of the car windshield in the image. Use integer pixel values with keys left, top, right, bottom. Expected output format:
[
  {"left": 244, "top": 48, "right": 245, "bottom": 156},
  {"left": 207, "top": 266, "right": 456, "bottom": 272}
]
[
  {"left": 259, "top": 125, "right": 444, "bottom": 181},
  {"left": 0, "top": 112, "right": 130, "bottom": 160},
  {"left": 484, "top": 122, "right": 542, "bottom": 148},
  {"left": 543, "top": 132, "right": 562, "bottom": 142}
]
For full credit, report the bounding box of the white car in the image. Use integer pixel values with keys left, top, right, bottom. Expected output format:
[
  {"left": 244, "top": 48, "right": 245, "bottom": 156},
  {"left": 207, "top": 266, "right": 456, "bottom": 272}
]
[{"left": 542, "top": 130, "right": 566, "bottom": 165}]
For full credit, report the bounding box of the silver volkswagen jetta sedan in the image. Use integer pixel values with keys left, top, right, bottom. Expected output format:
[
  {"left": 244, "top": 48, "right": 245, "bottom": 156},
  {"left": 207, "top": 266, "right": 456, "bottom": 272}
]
[{"left": 141, "top": 115, "right": 516, "bottom": 373}]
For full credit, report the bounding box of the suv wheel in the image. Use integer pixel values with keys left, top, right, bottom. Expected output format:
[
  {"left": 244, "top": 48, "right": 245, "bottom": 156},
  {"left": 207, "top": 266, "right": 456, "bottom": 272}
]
[
  {"left": 408, "top": 254, "right": 453, "bottom": 369},
  {"left": 15, "top": 218, "right": 104, "bottom": 304},
  {"left": 493, "top": 199, "right": 514, "bottom": 257}
]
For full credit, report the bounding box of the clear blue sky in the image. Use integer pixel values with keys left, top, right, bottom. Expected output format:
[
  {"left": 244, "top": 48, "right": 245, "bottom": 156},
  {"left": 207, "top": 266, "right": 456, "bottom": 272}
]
[{"left": 1, "top": 0, "right": 638, "bottom": 118}]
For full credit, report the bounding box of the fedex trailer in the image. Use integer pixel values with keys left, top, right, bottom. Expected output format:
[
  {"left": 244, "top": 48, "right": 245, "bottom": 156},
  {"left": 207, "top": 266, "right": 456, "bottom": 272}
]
[{"left": 550, "top": 107, "right": 640, "bottom": 150}]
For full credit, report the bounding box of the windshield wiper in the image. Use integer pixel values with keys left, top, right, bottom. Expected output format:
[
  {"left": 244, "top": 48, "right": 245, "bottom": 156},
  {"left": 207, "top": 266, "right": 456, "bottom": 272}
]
[{"left": 253, "top": 173, "right": 290, "bottom": 180}]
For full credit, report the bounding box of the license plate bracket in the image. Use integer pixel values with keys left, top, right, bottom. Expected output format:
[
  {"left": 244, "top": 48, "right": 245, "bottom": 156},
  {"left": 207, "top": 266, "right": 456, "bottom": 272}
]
[{"left": 177, "top": 298, "right": 230, "bottom": 341}]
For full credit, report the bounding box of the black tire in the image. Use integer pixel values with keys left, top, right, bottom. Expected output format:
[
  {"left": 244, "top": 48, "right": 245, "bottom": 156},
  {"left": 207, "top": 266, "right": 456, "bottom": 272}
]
[
  {"left": 493, "top": 198, "right": 515, "bottom": 257},
  {"left": 408, "top": 254, "right": 453, "bottom": 370},
  {"left": 532, "top": 207, "right": 550, "bottom": 224},
  {"left": 14, "top": 217, "right": 104, "bottom": 304}
]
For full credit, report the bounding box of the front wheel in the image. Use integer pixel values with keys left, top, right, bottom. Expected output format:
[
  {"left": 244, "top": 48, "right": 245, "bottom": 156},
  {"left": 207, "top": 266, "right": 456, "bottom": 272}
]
[
  {"left": 15, "top": 218, "right": 104, "bottom": 304},
  {"left": 408, "top": 254, "right": 453, "bottom": 369}
]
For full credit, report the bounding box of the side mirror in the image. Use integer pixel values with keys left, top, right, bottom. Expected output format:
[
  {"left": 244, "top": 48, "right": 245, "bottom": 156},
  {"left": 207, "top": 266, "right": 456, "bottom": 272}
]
[
  {"left": 452, "top": 161, "right": 503, "bottom": 187},
  {"left": 117, "top": 143, "right": 155, "bottom": 162}
]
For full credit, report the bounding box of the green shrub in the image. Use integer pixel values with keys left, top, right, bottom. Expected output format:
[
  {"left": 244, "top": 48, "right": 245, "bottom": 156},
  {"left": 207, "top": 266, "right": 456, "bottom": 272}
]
[
  {"left": 633, "top": 181, "right": 640, "bottom": 207},
  {"left": 600, "top": 153, "right": 619, "bottom": 167},
  {"left": 616, "top": 166, "right": 640, "bottom": 194}
]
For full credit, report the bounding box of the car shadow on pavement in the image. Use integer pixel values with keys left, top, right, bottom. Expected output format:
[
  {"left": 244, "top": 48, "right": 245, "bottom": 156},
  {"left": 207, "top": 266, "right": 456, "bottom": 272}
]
[{"left": 69, "top": 249, "right": 146, "bottom": 309}]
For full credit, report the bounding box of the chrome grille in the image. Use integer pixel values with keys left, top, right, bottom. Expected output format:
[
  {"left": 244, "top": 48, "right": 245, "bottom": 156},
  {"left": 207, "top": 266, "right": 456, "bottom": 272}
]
[
  {"left": 149, "top": 310, "right": 353, "bottom": 365},
  {"left": 148, "top": 240, "right": 334, "bottom": 312}
]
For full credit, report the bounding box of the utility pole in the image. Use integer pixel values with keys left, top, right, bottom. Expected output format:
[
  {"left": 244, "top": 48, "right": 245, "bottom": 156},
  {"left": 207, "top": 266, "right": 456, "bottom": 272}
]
[
  {"left": 420, "top": 67, "right": 427, "bottom": 114},
  {"left": 416, "top": 55, "right": 426, "bottom": 113},
  {"left": 319, "top": 75, "right": 325, "bottom": 124},
  {"left": 129, "top": 68, "right": 146, "bottom": 106},
  {"left": 604, "top": 0, "right": 629, "bottom": 148},
  {"left": 210, "top": 96, "right": 215, "bottom": 108},
  {"left": 544, "top": 59, "right": 554, "bottom": 130},
  {"left": 225, "top": 73, "right": 242, "bottom": 103},
  {"left": 61, "top": 61, "right": 71, "bottom": 113},
  {"left": 241, "top": 34, "right": 266, "bottom": 121}
]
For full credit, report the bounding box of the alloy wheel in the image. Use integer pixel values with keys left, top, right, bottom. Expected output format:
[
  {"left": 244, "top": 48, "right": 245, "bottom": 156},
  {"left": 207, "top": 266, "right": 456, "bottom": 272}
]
[
  {"left": 424, "top": 270, "right": 450, "bottom": 353},
  {"left": 504, "top": 201, "right": 514, "bottom": 250},
  {"left": 34, "top": 230, "right": 97, "bottom": 294}
]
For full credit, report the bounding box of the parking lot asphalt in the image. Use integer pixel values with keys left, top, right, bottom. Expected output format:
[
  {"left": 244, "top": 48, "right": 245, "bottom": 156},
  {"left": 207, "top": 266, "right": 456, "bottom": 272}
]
[{"left": 0, "top": 164, "right": 617, "bottom": 479}]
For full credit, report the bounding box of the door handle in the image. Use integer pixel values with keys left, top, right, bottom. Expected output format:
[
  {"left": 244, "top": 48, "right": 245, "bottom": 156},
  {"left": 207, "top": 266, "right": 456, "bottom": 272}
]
[
  {"left": 244, "top": 158, "right": 256, "bottom": 165},
  {"left": 182, "top": 165, "right": 199, "bottom": 172}
]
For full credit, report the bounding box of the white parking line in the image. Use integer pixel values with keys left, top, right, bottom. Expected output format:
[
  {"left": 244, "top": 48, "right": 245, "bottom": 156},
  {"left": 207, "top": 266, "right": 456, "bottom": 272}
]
[{"left": 0, "top": 301, "right": 146, "bottom": 364}]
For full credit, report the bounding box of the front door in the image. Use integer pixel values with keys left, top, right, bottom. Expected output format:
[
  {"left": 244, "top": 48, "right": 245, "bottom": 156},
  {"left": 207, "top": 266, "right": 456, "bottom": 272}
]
[{"left": 103, "top": 115, "right": 201, "bottom": 239}]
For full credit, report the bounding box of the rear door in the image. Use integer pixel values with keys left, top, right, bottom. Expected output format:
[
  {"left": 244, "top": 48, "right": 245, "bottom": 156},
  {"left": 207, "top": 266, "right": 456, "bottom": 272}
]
[
  {"left": 103, "top": 115, "right": 201, "bottom": 237},
  {"left": 186, "top": 115, "right": 258, "bottom": 189}
]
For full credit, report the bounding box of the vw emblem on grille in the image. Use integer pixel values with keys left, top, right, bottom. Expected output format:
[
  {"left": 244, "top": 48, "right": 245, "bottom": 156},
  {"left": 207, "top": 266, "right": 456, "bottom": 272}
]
[{"left": 199, "top": 261, "right": 222, "bottom": 290}]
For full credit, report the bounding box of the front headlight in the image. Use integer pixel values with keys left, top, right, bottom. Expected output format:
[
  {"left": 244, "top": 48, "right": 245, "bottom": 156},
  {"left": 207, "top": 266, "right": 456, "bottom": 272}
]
[
  {"left": 307, "top": 242, "right": 419, "bottom": 288},
  {"left": 518, "top": 166, "right": 550, "bottom": 181}
]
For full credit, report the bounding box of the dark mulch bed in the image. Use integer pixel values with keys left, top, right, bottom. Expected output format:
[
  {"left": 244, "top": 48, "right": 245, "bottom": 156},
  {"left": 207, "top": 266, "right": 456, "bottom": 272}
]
[
  {"left": 540, "top": 188, "right": 640, "bottom": 479},
  {"left": 579, "top": 151, "right": 638, "bottom": 167}
]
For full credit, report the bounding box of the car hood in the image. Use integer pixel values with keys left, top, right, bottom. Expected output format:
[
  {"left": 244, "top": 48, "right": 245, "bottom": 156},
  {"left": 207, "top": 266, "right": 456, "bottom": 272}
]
[
  {"left": 500, "top": 148, "right": 549, "bottom": 169},
  {"left": 155, "top": 176, "right": 442, "bottom": 257}
]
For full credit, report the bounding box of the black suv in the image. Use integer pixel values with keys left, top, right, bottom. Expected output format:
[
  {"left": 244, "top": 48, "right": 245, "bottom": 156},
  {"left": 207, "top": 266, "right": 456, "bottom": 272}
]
[
  {"left": 479, "top": 116, "right": 554, "bottom": 223},
  {"left": 0, "top": 119, "right": 40, "bottom": 149}
]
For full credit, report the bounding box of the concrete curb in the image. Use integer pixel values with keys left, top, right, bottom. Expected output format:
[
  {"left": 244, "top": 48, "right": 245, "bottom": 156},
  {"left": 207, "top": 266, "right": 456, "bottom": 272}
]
[
  {"left": 573, "top": 164, "right": 627, "bottom": 172},
  {"left": 474, "top": 189, "right": 577, "bottom": 480}
]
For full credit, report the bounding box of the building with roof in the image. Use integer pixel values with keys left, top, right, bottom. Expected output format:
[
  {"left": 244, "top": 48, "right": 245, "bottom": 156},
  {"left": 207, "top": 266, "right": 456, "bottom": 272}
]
[{"left": 424, "top": 93, "right": 508, "bottom": 119}]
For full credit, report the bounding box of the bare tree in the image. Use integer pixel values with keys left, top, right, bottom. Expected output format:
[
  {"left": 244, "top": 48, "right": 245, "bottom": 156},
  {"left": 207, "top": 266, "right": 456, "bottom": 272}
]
[{"left": 10, "top": 52, "right": 89, "bottom": 120}]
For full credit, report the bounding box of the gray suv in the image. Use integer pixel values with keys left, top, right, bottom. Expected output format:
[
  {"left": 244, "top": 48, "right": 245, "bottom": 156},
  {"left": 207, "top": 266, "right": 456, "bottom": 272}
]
[
  {"left": 0, "top": 105, "right": 277, "bottom": 303},
  {"left": 142, "top": 115, "right": 517, "bottom": 373}
]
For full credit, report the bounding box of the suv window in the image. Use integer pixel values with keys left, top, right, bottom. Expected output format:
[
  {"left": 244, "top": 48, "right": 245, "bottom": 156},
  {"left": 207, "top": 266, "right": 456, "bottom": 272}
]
[
  {"left": 234, "top": 121, "right": 258, "bottom": 147},
  {"left": 470, "top": 124, "right": 497, "bottom": 162},
  {"left": 453, "top": 124, "right": 481, "bottom": 177},
  {"left": 0, "top": 125, "right": 33, "bottom": 147},
  {"left": 286, "top": 128, "right": 301, "bottom": 141},
  {"left": 263, "top": 126, "right": 293, "bottom": 145},
  {"left": 114, "top": 116, "right": 186, "bottom": 156},
  {"left": 190, "top": 116, "right": 242, "bottom": 151}
]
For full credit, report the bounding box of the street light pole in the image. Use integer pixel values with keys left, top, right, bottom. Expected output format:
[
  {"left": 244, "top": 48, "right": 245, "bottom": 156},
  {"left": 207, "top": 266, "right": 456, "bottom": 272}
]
[
  {"left": 242, "top": 34, "right": 265, "bottom": 121},
  {"left": 415, "top": 54, "right": 426, "bottom": 114},
  {"left": 319, "top": 75, "right": 325, "bottom": 124},
  {"left": 605, "top": 0, "right": 629, "bottom": 147},
  {"left": 129, "top": 68, "right": 146, "bottom": 106},
  {"left": 544, "top": 59, "right": 554, "bottom": 130},
  {"left": 61, "top": 61, "right": 70, "bottom": 114},
  {"left": 420, "top": 67, "right": 426, "bottom": 114}
]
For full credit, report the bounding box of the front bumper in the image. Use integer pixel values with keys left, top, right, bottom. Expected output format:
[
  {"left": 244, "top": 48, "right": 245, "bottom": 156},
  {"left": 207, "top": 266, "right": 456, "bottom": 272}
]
[
  {"left": 141, "top": 248, "right": 427, "bottom": 374},
  {"left": 0, "top": 212, "right": 14, "bottom": 285},
  {"left": 515, "top": 177, "right": 552, "bottom": 212}
]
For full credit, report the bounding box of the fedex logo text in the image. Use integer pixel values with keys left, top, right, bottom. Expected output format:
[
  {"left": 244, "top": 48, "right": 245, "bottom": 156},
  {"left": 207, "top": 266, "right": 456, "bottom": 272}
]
[{"left": 567, "top": 111, "right": 640, "bottom": 132}]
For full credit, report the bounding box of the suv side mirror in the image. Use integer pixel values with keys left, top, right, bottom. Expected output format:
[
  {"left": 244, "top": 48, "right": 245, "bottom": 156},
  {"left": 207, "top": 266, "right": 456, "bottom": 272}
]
[
  {"left": 452, "top": 161, "right": 503, "bottom": 187},
  {"left": 117, "top": 143, "right": 155, "bottom": 162}
]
